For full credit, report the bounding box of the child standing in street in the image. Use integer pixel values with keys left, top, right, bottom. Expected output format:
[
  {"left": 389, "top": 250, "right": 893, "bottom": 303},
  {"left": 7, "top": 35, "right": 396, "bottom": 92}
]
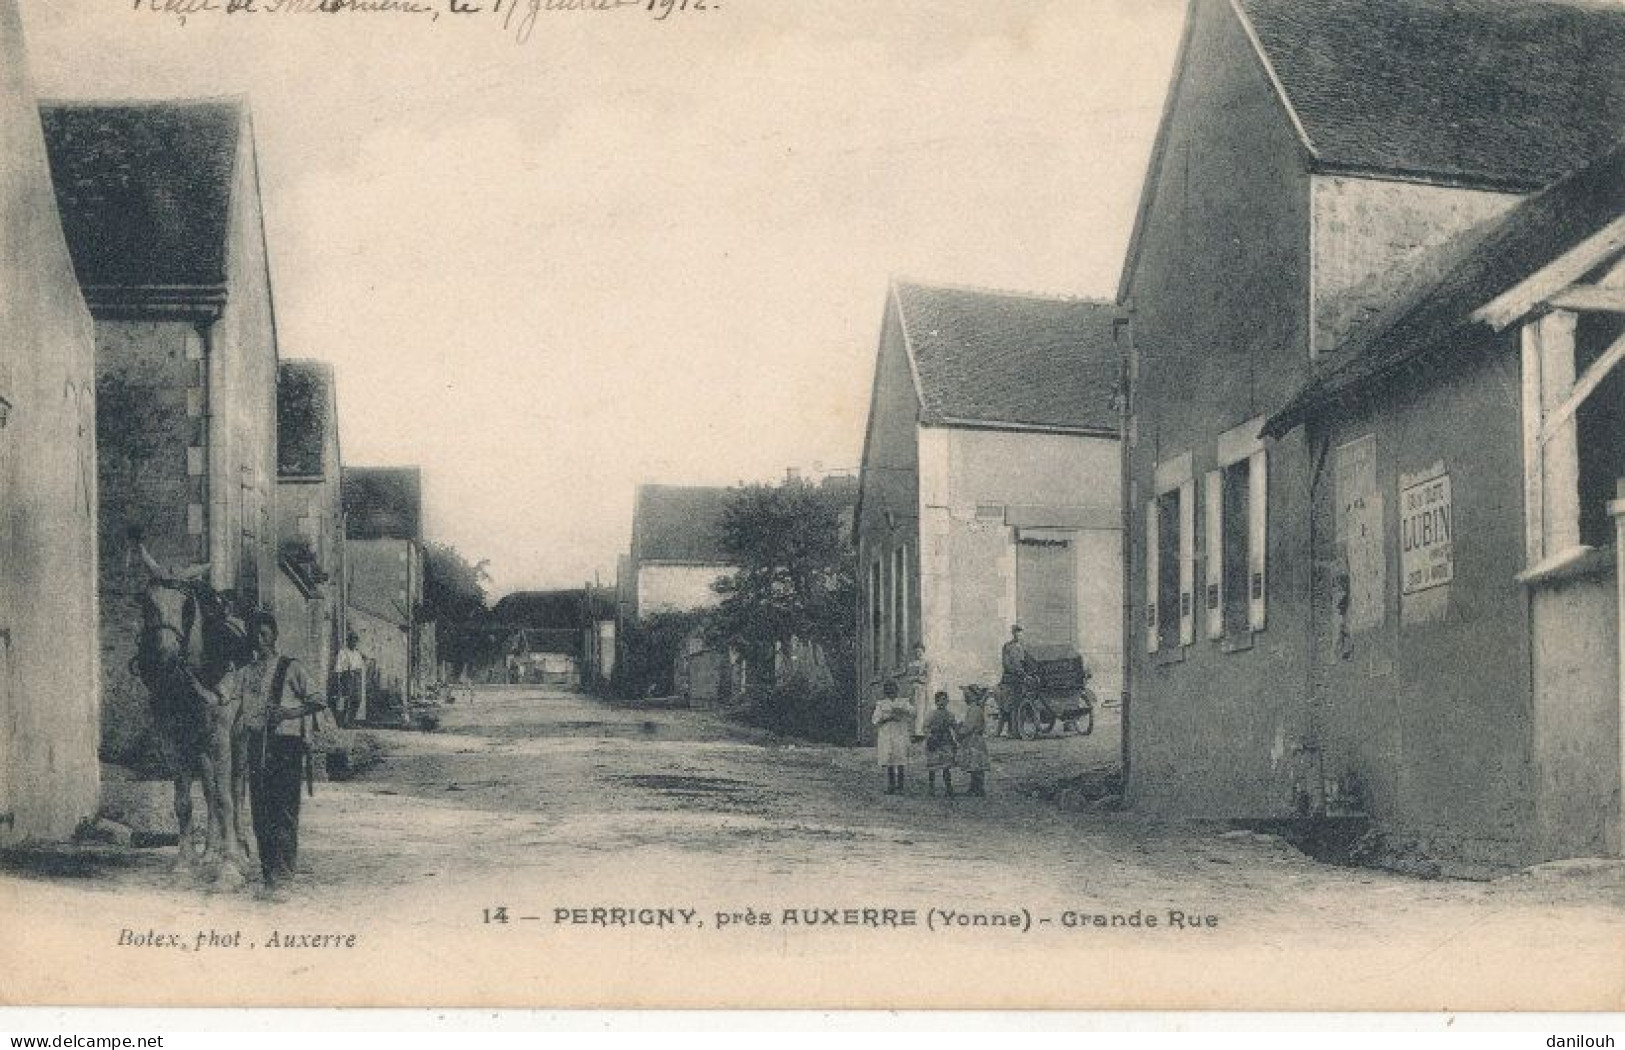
[
  {"left": 872, "top": 678, "right": 914, "bottom": 795},
  {"left": 923, "top": 690, "right": 959, "bottom": 798},
  {"left": 957, "top": 686, "right": 991, "bottom": 797}
]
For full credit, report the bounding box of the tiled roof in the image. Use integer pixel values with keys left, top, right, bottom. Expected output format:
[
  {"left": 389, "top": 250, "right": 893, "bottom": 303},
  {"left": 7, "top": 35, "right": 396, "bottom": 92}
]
[
  {"left": 1264, "top": 140, "right": 1625, "bottom": 438},
  {"left": 343, "top": 467, "right": 423, "bottom": 541},
  {"left": 893, "top": 282, "right": 1122, "bottom": 432},
  {"left": 633, "top": 485, "right": 734, "bottom": 565},
  {"left": 1240, "top": 0, "right": 1625, "bottom": 188},
  {"left": 489, "top": 590, "right": 587, "bottom": 631},
  {"left": 277, "top": 360, "right": 334, "bottom": 479},
  {"left": 40, "top": 101, "right": 243, "bottom": 290}
]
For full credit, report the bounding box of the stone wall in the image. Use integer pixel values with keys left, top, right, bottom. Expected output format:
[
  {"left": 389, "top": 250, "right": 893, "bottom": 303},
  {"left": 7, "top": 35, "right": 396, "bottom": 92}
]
[{"left": 0, "top": 0, "right": 101, "bottom": 843}]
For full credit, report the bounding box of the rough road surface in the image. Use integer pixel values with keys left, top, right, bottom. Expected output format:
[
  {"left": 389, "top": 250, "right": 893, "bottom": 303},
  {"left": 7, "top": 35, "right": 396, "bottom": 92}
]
[{"left": 4, "top": 686, "right": 1621, "bottom": 1011}]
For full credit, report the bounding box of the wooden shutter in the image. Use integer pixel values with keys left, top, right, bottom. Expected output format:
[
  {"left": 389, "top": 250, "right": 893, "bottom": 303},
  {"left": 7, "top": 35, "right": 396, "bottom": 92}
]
[
  {"left": 1248, "top": 450, "right": 1268, "bottom": 631},
  {"left": 1017, "top": 535, "right": 1078, "bottom": 648},
  {"left": 1204, "top": 469, "right": 1224, "bottom": 640},
  {"left": 1145, "top": 499, "right": 1159, "bottom": 654},
  {"left": 1179, "top": 479, "right": 1196, "bottom": 646}
]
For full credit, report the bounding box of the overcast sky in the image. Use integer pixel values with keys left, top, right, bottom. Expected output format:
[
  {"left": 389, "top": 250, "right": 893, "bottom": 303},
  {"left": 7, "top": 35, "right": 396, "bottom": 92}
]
[{"left": 20, "top": 0, "right": 1183, "bottom": 597}]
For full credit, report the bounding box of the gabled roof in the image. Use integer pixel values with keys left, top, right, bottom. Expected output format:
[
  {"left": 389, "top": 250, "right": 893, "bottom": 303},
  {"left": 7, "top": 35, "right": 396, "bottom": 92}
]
[
  {"left": 892, "top": 281, "right": 1122, "bottom": 433},
  {"left": 343, "top": 467, "right": 423, "bottom": 541},
  {"left": 277, "top": 360, "right": 335, "bottom": 479},
  {"left": 1263, "top": 140, "right": 1625, "bottom": 438},
  {"left": 1238, "top": 0, "right": 1625, "bottom": 190},
  {"left": 40, "top": 100, "right": 244, "bottom": 294},
  {"left": 632, "top": 485, "right": 734, "bottom": 565},
  {"left": 1119, "top": 0, "right": 1625, "bottom": 300},
  {"left": 489, "top": 590, "right": 587, "bottom": 631}
]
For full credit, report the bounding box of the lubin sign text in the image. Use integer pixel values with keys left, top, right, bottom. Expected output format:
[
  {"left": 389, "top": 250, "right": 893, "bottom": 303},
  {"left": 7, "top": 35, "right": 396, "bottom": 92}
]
[{"left": 1401, "top": 469, "right": 1453, "bottom": 595}]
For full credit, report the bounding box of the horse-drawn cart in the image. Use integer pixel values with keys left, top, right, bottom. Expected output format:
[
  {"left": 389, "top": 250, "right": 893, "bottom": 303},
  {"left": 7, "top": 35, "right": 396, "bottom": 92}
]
[{"left": 1010, "top": 644, "right": 1095, "bottom": 740}]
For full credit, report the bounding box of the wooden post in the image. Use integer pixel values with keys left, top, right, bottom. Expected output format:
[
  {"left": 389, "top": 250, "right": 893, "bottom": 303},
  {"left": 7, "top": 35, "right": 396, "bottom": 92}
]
[{"left": 1611, "top": 479, "right": 1625, "bottom": 857}]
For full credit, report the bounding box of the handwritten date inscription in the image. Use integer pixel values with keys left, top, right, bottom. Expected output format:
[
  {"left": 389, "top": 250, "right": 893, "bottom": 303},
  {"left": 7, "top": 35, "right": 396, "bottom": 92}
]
[
  {"left": 459, "top": 0, "right": 717, "bottom": 42},
  {"left": 133, "top": 0, "right": 718, "bottom": 33}
]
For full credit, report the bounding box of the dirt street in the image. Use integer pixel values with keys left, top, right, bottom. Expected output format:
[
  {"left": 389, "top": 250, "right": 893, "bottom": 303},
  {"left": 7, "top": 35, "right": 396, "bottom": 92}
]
[{"left": 3, "top": 686, "right": 1621, "bottom": 1011}]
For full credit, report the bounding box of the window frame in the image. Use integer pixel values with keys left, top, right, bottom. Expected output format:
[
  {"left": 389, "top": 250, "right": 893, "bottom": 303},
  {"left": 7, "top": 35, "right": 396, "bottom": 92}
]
[
  {"left": 1209, "top": 417, "right": 1269, "bottom": 641},
  {"left": 869, "top": 558, "right": 883, "bottom": 679},
  {"left": 892, "top": 544, "right": 908, "bottom": 664},
  {"left": 1148, "top": 452, "right": 1195, "bottom": 653}
]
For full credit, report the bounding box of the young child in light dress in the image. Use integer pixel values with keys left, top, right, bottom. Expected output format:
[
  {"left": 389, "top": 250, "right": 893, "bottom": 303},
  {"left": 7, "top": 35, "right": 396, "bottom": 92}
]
[{"left": 872, "top": 678, "right": 914, "bottom": 795}]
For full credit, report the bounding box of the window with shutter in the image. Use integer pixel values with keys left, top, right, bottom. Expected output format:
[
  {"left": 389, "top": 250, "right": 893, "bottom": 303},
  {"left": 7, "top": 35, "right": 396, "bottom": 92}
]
[
  {"left": 1150, "top": 452, "right": 1192, "bottom": 653},
  {"left": 1248, "top": 450, "right": 1269, "bottom": 631},
  {"left": 894, "top": 544, "right": 909, "bottom": 661},
  {"left": 1156, "top": 493, "right": 1182, "bottom": 651},
  {"left": 1145, "top": 499, "right": 1159, "bottom": 654},
  {"left": 1178, "top": 478, "right": 1196, "bottom": 646},
  {"left": 1210, "top": 418, "right": 1269, "bottom": 639},
  {"left": 870, "top": 559, "right": 883, "bottom": 677},
  {"left": 1204, "top": 470, "right": 1223, "bottom": 640}
]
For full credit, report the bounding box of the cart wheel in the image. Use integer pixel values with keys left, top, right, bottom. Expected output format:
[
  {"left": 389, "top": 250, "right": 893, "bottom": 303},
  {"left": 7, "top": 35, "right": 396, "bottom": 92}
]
[
  {"left": 1016, "top": 702, "right": 1042, "bottom": 741},
  {"left": 1038, "top": 710, "right": 1057, "bottom": 735}
]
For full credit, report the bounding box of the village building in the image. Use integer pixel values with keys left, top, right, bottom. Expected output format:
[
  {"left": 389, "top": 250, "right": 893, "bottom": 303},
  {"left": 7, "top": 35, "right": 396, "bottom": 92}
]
[
  {"left": 43, "top": 97, "right": 282, "bottom": 763},
  {"left": 626, "top": 483, "right": 739, "bottom": 705},
  {"left": 629, "top": 484, "right": 736, "bottom": 617},
  {"left": 274, "top": 359, "right": 346, "bottom": 703},
  {"left": 488, "top": 590, "right": 592, "bottom": 688},
  {"left": 0, "top": 0, "right": 102, "bottom": 844},
  {"left": 854, "top": 280, "right": 1125, "bottom": 734},
  {"left": 343, "top": 466, "right": 424, "bottom": 722},
  {"left": 1262, "top": 144, "right": 1625, "bottom": 863},
  {"left": 1118, "top": 0, "right": 1624, "bottom": 866},
  {"left": 581, "top": 585, "right": 618, "bottom": 691}
]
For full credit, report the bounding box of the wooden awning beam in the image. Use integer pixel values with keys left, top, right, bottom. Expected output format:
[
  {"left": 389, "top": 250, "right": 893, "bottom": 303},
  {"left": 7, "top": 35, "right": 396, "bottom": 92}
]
[
  {"left": 1474, "top": 216, "right": 1625, "bottom": 332},
  {"left": 1546, "top": 286, "right": 1625, "bottom": 315},
  {"left": 1540, "top": 330, "right": 1625, "bottom": 446}
]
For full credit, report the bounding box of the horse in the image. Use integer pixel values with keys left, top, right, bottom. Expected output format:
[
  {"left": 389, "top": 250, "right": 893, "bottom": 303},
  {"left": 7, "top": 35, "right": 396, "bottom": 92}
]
[{"left": 128, "top": 536, "right": 253, "bottom": 889}]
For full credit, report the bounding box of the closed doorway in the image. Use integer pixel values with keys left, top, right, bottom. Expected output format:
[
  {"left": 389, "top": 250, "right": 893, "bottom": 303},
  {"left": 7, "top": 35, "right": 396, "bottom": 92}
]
[{"left": 1017, "top": 532, "right": 1077, "bottom": 647}]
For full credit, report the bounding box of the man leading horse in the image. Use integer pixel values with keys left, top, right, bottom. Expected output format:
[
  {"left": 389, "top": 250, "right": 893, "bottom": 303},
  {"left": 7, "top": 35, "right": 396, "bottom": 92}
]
[
  {"left": 220, "top": 609, "right": 326, "bottom": 899},
  {"left": 129, "top": 530, "right": 253, "bottom": 889}
]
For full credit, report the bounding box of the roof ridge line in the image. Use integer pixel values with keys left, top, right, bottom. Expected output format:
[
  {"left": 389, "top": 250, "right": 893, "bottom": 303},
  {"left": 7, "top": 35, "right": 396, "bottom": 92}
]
[
  {"left": 1227, "top": 0, "right": 1318, "bottom": 162},
  {"left": 888, "top": 279, "right": 931, "bottom": 421},
  {"left": 38, "top": 94, "right": 248, "bottom": 108},
  {"left": 636, "top": 482, "right": 736, "bottom": 492},
  {"left": 892, "top": 276, "right": 1111, "bottom": 306}
]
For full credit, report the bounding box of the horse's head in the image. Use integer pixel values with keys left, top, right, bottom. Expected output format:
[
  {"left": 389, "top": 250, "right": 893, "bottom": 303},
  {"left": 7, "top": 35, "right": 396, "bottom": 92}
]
[
  {"left": 134, "top": 576, "right": 200, "bottom": 681},
  {"left": 128, "top": 530, "right": 241, "bottom": 686}
]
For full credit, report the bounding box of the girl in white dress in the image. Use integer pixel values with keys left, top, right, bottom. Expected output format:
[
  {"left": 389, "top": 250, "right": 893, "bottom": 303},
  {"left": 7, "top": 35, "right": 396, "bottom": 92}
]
[{"left": 872, "top": 678, "right": 914, "bottom": 794}]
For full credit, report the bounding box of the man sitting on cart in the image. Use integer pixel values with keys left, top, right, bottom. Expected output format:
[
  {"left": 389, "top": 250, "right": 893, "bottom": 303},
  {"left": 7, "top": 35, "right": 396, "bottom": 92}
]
[{"left": 995, "top": 624, "right": 1036, "bottom": 738}]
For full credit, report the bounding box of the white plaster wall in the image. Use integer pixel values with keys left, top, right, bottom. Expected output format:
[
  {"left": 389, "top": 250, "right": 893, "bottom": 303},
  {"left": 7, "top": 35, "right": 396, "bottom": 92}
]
[
  {"left": 917, "top": 426, "right": 1124, "bottom": 716},
  {"left": 347, "top": 604, "right": 408, "bottom": 705},
  {"left": 0, "top": 0, "right": 101, "bottom": 843},
  {"left": 1531, "top": 573, "right": 1620, "bottom": 858},
  {"left": 638, "top": 564, "right": 729, "bottom": 615},
  {"left": 947, "top": 429, "right": 1120, "bottom": 512},
  {"left": 1311, "top": 175, "right": 1519, "bottom": 357}
]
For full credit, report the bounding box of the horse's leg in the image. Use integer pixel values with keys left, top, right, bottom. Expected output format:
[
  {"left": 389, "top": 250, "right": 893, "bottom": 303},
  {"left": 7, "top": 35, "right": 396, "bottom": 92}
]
[
  {"left": 214, "top": 706, "right": 250, "bottom": 881},
  {"left": 198, "top": 738, "right": 244, "bottom": 892},
  {"left": 195, "top": 743, "right": 221, "bottom": 868},
  {"left": 170, "top": 771, "right": 198, "bottom": 872}
]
